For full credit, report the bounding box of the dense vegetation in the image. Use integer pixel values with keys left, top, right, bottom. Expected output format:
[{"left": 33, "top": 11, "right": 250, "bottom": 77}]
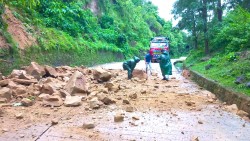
[
  {"left": 0, "top": 0, "right": 187, "bottom": 74},
  {"left": 172, "top": 0, "right": 250, "bottom": 95}
]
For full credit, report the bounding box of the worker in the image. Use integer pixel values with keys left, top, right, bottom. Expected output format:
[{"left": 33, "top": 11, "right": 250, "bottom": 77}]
[
  {"left": 144, "top": 50, "right": 153, "bottom": 75},
  {"left": 123, "top": 56, "right": 140, "bottom": 79},
  {"left": 157, "top": 50, "right": 172, "bottom": 80}
]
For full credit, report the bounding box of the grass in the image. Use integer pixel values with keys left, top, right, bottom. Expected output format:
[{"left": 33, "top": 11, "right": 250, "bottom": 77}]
[{"left": 186, "top": 51, "right": 250, "bottom": 96}]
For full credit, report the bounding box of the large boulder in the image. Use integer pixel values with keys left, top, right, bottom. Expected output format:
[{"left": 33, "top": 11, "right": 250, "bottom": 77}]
[
  {"left": 93, "top": 68, "right": 112, "bottom": 82},
  {"left": 64, "top": 96, "right": 82, "bottom": 107},
  {"left": 25, "top": 62, "right": 46, "bottom": 80},
  {"left": 0, "top": 87, "right": 12, "bottom": 101},
  {"left": 132, "top": 69, "right": 148, "bottom": 80},
  {"left": 64, "top": 71, "right": 88, "bottom": 95}
]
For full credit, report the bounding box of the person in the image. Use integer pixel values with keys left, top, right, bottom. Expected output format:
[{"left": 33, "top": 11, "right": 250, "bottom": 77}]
[
  {"left": 144, "top": 50, "right": 153, "bottom": 75},
  {"left": 123, "top": 56, "right": 140, "bottom": 79},
  {"left": 157, "top": 50, "right": 172, "bottom": 80}
]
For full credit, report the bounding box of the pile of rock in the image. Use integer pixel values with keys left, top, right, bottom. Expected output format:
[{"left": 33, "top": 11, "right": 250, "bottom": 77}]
[{"left": 0, "top": 62, "right": 121, "bottom": 108}]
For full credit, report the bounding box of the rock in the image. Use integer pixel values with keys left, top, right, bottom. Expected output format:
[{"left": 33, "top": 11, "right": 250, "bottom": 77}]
[
  {"left": 64, "top": 96, "right": 82, "bottom": 107},
  {"left": 9, "top": 70, "right": 27, "bottom": 78},
  {"left": 101, "top": 97, "right": 116, "bottom": 105},
  {"left": 132, "top": 69, "right": 148, "bottom": 80},
  {"left": 93, "top": 68, "right": 112, "bottom": 82},
  {"left": 132, "top": 116, "right": 140, "bottom": 120},
  {"left": 38, "top": 93, "right": 50, "bottom": 101},
  {"left": 182, "top": 69, "right": 190, "bottom": 78},
  {"left": 42, "top": 95, "right": 63, "bottom": 107},
  {"left": 0, "top": 73, "right": 3, "bottom": 80},
  {"left": 51, "top": 119, "right": 59, "bottom": 125},
  {"left": 225, "top": 104, "right": 238, "bottom": 113},
  {"left": 0, "top": 79, "right": 10, "bottom": 87},
  {"left": 237, "top": 110, "right": 249, "bottom": 117},
  {"left": 129, "top": 93, "right": 137, "bottom": 99},
  {"left": 7, "top": 81, "right": 18, "bottom": 89},
  {"left": 82, "top": 122, "right": 95, "bottom": 129},
  {"left": 235, "top": 75, "right": 245, "bottom": 84},
  {"left": 198, "top": 120, "right": 203, "bottom": 124},
  {"left": 89, "top": 97, "right": 102, "bottom": 109},
  {"left": 21, "top": 98, "right": 33, "bottom": 106},
  {"left": 191, "top": 136, "right": 199, "bottom": 141},
  {"left": 246, "top": 82, "right": 250, "bottom": 88},
  {"left": 16, "top": 113, "right": 23, "bottom": 119},
  {"left": 2, "top": 128, "right": 9, "bottom": 132},
  {"left": 13, "top": 86, "right": 27, "bottom": 96},
  {"left": 0, "top": 98, "right": 7, "bottom": 103},
  {"left": 114, "top": 113, "right": 124, "bottom": 122},
  {"left": 125, "top": 106, "right": 134, "bottom": 112},
  {"left": 140, "top": 89, "right": 146, "bottom": 94},
  {"left": 123, "top": 99, "right": 130, "bottom": 104},
  {"left": 44, "top": 65, "right": 58, "bottom": 77},
  {"left": 64, "top": 71, "right": 88, "bottom": 95},
  {"left": 41, "top": 84, "right": 57, "bottom": 95},
  {"left": 185, "top": 101, "right": 195, "bottom": 106},
  {"left": 18, "top": 73, "right": 34, "bottom": 80},
  {"left": 205, "top": 64, "right": 212, "bottom": 70},
  {"left": 0, "top": 87, "right": 12, "bottom": 101},
  {"left": 25, "top": 62, "right": 46, "bottom": 80},
  {"left": 104, "top": 82, "right": 114, "bottom": 90},
  {"left": 12, "top": 78, "right": 38, "bottom": 85},
  {"left": 200, "top": 56, "right": 210, "bottom": 62}
]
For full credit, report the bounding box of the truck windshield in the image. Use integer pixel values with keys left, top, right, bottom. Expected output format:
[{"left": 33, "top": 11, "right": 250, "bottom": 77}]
[{"left": 150, "top": 42, "right": 168, "bottom": 48}]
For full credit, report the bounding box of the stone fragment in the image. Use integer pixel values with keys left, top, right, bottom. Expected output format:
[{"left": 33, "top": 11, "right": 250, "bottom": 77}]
[
  {"left": 9, "top": 70, "right": 27, "bottom": 78},
  {"left": 185, "top": 101, "right": 195, "bottom": 106},
  {"left": 123, "top": 99, "right": 130, "bottom": 104},
  {"left": 129, "top": 93, "right": 137, "bottom": 99},
  {"left": 16, "top": 113, "right": 23, "bottom": 119},
  {"left": 132, "top": 116, "right": 140, "bottom": 120},
  {"left": 132, "top": 69, "right": 148, "bottom": 80},
  {"left": 21, "top": 98, "right": 33, "bottom": 106},
  {"left": 191, "top": 137, "right": 199, "bottom": 141},
  {"left": 51, "top": 119, "right": 59, "bottom": 125},
  {"left": 0, "top": 87, "right": 12, "bottom": 101},
  {"left": 237, "top": 110, "right": 249, "bottom": 117},
  {"left": 89, "top": 97, "right": 102, "bottom": 109},
  {"left": 44, "top": 65, "right": 58, "bottom": 77},
  {"left": 0, "top": 98, "right": 7, "bottom": 103},
  {"left": 25, "top": 62, "right": 46, "bottom": 80},
  {"left": 12, "top": 78, "right": 38, "bottom": 85},
  {"left": 41, "top": 84, "right": 57, "bottom": 95},
  {"left": 42, "top": 95, "right": 63, "bottom": 107},
  {"left": 235, "top": 75, "right": 245, "bottom": 84},
  {"left": 198, "top": 120, "right": 203, "bottom": 124},
  {"left": 93, "top": 68, "right": 112, "bottom": 82},
  {"left": 0, "top": 79, "right": 9, "bottom": 87},
  {"left": 114, "top": 113, "right": 124, "bottom": 122},
  {"left": 82, "top": 122, "right": 95, "bottom": 129},
  {"left": 225, "top": 104, "right": 238, "bottom": 113},
  {"left": 64, "top": 96, "right": 82, "bottom": 107},
  {"left": 125, "top": 106, "right": 134, "bottom": 112},
  {"left": 101, "top": 97, "right": 116, "bottom": 105},
  {"left": 64, "top": 71, "right": 88, "bottom": 95},
  {"left": 182, "top": 69, "right": 190, "bottom": 78}
]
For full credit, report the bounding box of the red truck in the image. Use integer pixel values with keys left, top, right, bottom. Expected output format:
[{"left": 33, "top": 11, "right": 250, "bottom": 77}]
[{"left": 149, "top": 37, "right": 170, "bottom": 63}]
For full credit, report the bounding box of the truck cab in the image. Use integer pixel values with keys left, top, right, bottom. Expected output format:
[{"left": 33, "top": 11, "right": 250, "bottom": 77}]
[{"left": 149, "top": 37, "right": 169, "bottom": 62}]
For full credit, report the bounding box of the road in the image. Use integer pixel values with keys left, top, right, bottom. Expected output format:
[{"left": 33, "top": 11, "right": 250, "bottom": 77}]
[{"left": 0, "top": 59, "right": 250, "bottom": 141}]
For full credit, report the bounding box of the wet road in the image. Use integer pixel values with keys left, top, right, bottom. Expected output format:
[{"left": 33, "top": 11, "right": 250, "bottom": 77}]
[{"left": 0, "top": 59, "right": 250, "bottom": 141}]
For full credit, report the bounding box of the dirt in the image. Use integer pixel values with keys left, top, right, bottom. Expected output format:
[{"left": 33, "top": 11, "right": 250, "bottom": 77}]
[
  {"left": 1, "top": 6, "right": 36, "bottom": 49},
  {"left": 0, "top": 35, "right": 8, "bottom": 49},
  {"left": 0, "top": 60, "right": 250, "bottom": 140}
]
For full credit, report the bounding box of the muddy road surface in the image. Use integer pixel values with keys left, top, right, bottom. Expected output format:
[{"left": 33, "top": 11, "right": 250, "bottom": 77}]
[{"left": 0, "top": 60, "right": 250, "bottom": 141}]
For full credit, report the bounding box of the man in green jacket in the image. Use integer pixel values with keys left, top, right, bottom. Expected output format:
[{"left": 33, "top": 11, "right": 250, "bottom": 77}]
[
  {"left": 123, "top": 56, "right": 140, "bottom": 79},
  {"left": 157, "top": 50, "right": 172, "bottom": 80}
]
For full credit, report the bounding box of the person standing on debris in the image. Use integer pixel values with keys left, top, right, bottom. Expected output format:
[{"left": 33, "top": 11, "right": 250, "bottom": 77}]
[
  {"left": 144, "top": 50, "right": 153, "bottom": 75},
  {"left": 157, "top": 50, "right": 172, "bottom": 80},
  {"left": 123, "top": 56, "right": 140, "bottom": 79}
]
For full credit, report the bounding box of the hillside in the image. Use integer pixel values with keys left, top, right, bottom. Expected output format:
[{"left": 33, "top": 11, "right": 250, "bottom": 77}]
[{"left": 0, "top": 0, "right": 187, "bottom": 75}]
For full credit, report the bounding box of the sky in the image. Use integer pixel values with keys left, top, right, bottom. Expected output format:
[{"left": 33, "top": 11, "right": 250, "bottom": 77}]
[{"left": 149, "top": 0, "right": 177, "bottom": 25}]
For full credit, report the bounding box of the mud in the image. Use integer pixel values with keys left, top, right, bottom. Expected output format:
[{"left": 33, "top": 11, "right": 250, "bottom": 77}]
[{"left": 0, "top": 60, "right": 250, "bottom": 141}]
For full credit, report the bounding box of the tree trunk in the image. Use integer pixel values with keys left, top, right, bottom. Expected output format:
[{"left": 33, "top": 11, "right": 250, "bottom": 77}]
[
  {"left": 202, "top": 0, "right": 209, "bottom": 55},
  {"left": 192, "top": 12, "right": 198, "bottom": 49},
  {"left": 217, "top": 0, "right": 222, "bottom": 22}
]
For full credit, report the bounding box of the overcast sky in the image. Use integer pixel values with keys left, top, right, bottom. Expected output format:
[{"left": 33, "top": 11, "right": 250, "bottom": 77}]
[{"left": 150, "top": 0, "right": 177, "bottom": 25}]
